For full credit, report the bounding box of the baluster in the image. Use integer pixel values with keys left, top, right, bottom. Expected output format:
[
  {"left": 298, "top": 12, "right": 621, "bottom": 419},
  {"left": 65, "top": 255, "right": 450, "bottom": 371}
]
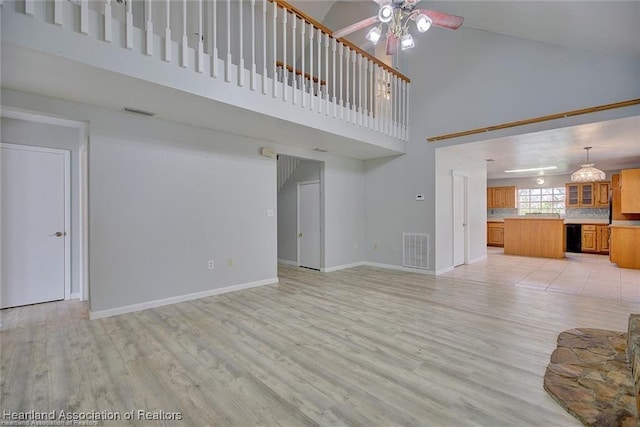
[
  {"left": 262, "top": 0, "right": 267, "bottom": 94},
  {"left": 394, "top": 75, "right": 399, "bottom": 137},
  {"left": 308, "top": 23, "right": 314, "bottom": 111},
  {"left": 300, "top": 18, "right": 306, "bottom": 108},
  {"left": 316, "top": 28, "right": 322, "bottom": 113},
  {"left": 369, "top": 58, "right": 374, "bottom": 129},
  {"left": 80, "top": 0, "right": 89, "bottom": 35},
  {"left": 351, "top": 51, "right": 356, "bottom": 124},
  {"left": 196, "top": 0, "right": 203, "bottom": 72},
  {"left": 345, "top": 47, "right": 350, "bottom": 123},
  {"left": 405, "top": 82, "right": 410, "bottom": 141},
  {"left": 144, "top": 0, "right": 153, "bottom": 55},
  {"left": 291, "top": 14, "right": 296, "bottom": 105},
  {"left": 54, "top": 0, "right": 63, "bottom": 26},
  {"left": 25, "top": 0, "right": 34, "bottom": 16},
  {"left": 338, "top": 43, "right": 344, "bottom": 120},
  {"left": 387, "top": 70, "right": 392, "bottom": 135},
  {"left": 399, "top": 78, "right": 404, "bottom": 139},
  {"left": 126, "top": 0, "right": 133, "bottom": 49},
  {"left": 363, "top": 59, "right": 368, "bottom": 127},
  {"left": 358, "top": 54, "right": 363, "bottom": 126},
  {"left": 181, "top": 0, "right": 188, "bottom": 67},
  {"left": 225, "top": 0, "right": 232, "bottom": 82},
  {"left": 162, "top": 0, "right": 170, "bottom": 61},
  {"left": 271, "top": 2, "right": 277, "bottom": 98},
  {"left": 331, "top": 39, "right": 337, "bottom": 117},
  {"left": 250, "top": 0, "right": 256, "bottom": 90},
  {"left": 103, "top": 0, "right": 112, "bottom": 42},
  {"left": 212, "top": 0, "right": 219, "bottom": 77},
  {"left": 324, "top": 34, "right": 329, "bottom": 115},
  {"left": 237, "top": 0, "right": 244, "bottom": 85},
  {"left": 282, "top": 8, "right": 287, "bottom": 101},
  {"left": 375, "top": 64, "right": 380, "bottom": 132}
]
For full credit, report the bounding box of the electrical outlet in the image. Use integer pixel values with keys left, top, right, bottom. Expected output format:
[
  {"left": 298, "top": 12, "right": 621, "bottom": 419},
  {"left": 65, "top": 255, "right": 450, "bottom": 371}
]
[
  {"left": 227, "top": 258, "right": 234, "bottom": 267},
  {"left": 392, "top": 245, "right": 398, "bottom": 252},
  {"left": 374, "top": 244, "right": 378, "bottom": 250},
  {"left": 354, "top": 242, "right": 358, "bottom": 249},
  {"left": 207, "top": 260, "right": 215, "bottom": 270}
]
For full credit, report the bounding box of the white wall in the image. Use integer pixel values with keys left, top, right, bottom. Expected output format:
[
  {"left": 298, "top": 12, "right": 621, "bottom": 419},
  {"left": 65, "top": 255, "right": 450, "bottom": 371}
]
[
  {"left": 1, "top": 117, "right": 84, "bottom": 295},
  {"left": 2, "top": 89, "right": 278, "bottom": 314},
  {"left": 365, "top": 24, "right": 640, "bottom": 272},
  {"left": 277, "top": 158, "right": 321, "bottom": 263}
]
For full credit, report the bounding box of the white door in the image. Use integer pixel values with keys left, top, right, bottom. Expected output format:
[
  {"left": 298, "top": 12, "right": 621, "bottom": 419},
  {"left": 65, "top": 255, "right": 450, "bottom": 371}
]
[
  {"left": 1, "top": 144, "right": 70, "bottom": 309},
  {"left": 298, "top": 181, "right": 321, "bottom": 270},
  {"left": 452, "top": 174, "right": 467, "bottom": 267}
]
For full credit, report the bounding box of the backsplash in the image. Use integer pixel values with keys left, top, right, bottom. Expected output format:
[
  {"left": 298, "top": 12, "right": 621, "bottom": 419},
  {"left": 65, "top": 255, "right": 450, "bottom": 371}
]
[
  {"left": 487, "top": 208, "right": 518, "bottom": 219},
  {"left": 565, "top": 208, "right": 609, "bottom": 220},
  {"left": 487, "top": 207, "right": 610, "bottom": 220}
]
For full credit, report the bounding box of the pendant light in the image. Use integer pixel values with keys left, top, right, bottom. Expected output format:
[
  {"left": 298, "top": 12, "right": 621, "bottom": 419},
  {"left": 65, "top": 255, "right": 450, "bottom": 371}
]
[{"left": 570, "top": 147, "right": 605, "bottom": 182}]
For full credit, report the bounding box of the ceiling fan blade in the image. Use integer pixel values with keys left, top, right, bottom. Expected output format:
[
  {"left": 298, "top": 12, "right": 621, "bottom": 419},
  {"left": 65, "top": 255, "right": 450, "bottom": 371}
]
[
  {"left": 386, "top": 33, "right": 398, "bottom": 56},
  {"left": 415, "top": 9, "right": 464, "bottom": 30},
  {"left": 332, "top": 16, "right": 379, "bottom": 39}
]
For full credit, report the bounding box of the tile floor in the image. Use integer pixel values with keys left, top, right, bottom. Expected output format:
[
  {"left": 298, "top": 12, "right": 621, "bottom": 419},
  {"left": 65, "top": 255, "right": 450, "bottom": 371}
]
[{"left": 441, "top": 247, "right": 640, "bottom": 303}]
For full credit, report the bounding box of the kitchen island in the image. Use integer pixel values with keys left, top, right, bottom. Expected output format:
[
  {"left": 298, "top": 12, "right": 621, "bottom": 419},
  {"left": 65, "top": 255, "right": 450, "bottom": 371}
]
[{"left": 503, "top": 217, "right": 565, "bottom": 259}]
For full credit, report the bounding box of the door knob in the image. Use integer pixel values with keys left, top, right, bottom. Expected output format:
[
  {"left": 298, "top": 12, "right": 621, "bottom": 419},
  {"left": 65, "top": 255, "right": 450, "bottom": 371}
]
[
  {"left": 298, "top": 232, "right": 303, "bottom": 238},
  {"left": 49, "top": 231, "right": 66, "bottom": 237}
]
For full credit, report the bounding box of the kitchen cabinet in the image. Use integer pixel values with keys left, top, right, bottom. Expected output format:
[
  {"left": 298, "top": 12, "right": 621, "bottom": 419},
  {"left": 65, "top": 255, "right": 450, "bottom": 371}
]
[
  {"left": 487, "top": 222, "right": 504, "bottom": 247},
  {"left": 503, "top": 218, "right": 564, "bottom": 259},
  {"left": 611, "top": 174, "right": 640, "bottom": 221},
  {"left": 597, "top": 225, "right": 610, "bottom": 254},
  {"left": 487, "top": 186, "right": 516, "bottom": 209},
  {"left": 581, "top": 225, "right": 598, "bottom": 252},
  {"left": 595, "top": 182, "right": 610, "bottom": 207},
  {"left": 610, "top": 226, "right": 640, "bottom": 269},
  {"left": 620, "top": 169, "right": 640, "bottom": 213},
  {"left": 565, "top": 182, "right": 608, "bottom": 208}
]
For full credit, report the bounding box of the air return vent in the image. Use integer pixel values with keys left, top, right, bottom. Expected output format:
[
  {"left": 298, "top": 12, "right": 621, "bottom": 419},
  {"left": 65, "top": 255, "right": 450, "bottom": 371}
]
[{"left": 403, "top": 233, "right": 429, "bottom": 270}]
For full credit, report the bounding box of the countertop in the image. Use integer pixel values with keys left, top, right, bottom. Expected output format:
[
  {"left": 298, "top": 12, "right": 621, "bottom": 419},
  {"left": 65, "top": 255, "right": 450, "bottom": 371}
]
[{"left": 488, "top": 218, "right": 609, "bottom": 224}]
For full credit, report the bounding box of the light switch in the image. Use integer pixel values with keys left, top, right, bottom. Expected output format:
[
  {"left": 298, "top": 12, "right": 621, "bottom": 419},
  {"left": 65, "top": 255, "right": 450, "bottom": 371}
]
[
  {"left": 266, "top": 209, "right": 275, "bottom": 217},
  {"left": 416, "top": 194, "right": 425, "bottom": 201}
]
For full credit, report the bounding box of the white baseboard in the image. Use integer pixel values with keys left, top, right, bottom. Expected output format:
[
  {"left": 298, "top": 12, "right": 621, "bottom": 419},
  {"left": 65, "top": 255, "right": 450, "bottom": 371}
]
[
  {"left": 321, "top": 262, "right": 365, "bottom": 273},
  {"left": 277, "top": 258, "right": 298, "bottom": 266},
  {"left": 69, "top": 292, "right": 81, "bottom": 300},
  {"left": 362, "top": 262, "right": 435, "bottom": 276},
  {"left": 89, "top": 277, "right": 279, "bottom": 320},
  {"left": 435, "top": 266, "right": 455, "bottom": 275},
  {"left": 468, "top": 255, "right": 488, "bottom": 264}
]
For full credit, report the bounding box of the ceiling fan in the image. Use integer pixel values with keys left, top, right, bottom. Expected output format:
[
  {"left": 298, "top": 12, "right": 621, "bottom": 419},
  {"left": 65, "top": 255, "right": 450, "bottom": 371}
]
[{"left": 332, "top": 0, "right": 464, "bottom": 55}]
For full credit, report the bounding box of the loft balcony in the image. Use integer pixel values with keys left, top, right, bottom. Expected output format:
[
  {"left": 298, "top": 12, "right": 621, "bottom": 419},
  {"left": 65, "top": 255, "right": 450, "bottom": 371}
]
[{"left": 1, "top": 0, "right": 410, "bottom": 159}]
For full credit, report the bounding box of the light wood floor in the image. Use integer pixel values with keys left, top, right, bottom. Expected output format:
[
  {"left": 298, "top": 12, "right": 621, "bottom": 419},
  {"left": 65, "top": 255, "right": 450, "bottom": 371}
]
[{"left": 2, "top": 265, "right": 638, "bottom": 426}]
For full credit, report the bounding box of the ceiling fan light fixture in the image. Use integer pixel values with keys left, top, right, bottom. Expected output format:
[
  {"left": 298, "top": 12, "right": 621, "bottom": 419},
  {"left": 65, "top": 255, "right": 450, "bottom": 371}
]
[
  {"left": 366, "top": 26, "right": 382, "bottom": 45},
  {"left": 378, "top": 4, "right": 394, "bottom": 23},
  {"left": 415, "top": 14, "right": 432, "bottom": 33},
  {"left": 400, "top": 33, "right": 415, "bottom": 50}
]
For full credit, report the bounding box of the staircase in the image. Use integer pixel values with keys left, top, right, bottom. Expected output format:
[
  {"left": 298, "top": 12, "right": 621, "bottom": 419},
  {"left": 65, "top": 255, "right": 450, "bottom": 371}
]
[{"left": 277, "top": 155, "right": 300, "bottom": 191}]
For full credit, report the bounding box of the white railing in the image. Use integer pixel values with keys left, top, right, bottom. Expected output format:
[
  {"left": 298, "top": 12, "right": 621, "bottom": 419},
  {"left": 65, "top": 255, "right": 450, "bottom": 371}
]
[{"left": 14, "top": 0, "right": 410, "bottom": 141}]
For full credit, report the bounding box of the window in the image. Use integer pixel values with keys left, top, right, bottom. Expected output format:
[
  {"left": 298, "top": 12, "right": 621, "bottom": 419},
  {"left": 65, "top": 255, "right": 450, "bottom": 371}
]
[{"left": 518, "top": 187, "right": 565, "bottom": 215}]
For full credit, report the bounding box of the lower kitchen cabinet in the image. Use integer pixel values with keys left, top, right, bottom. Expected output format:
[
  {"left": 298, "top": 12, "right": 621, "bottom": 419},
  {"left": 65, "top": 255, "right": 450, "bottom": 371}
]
[
  {"left": 581, "top": 225, "right": 598, "bottom": 252},
  {"left": 610, "top": 226, "right": 640, "bottom": 269},
  {"left": 487, "top": 222, "right": 504, "bottom": 247},
  {"left": 597, "top": 225, "right": 610, "bottom": 254}
]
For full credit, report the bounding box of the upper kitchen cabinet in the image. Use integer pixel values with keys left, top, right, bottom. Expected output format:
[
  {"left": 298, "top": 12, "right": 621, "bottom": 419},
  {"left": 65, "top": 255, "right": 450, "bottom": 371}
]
[
  {"left": 565, "top": 181, "right": 609, "bottom": 208},
  {"left": 620, "top": 169, "right": 640, "bottom": 213},
  {"left": 487, "top": 186, "right": 516, "bottom": 209}
]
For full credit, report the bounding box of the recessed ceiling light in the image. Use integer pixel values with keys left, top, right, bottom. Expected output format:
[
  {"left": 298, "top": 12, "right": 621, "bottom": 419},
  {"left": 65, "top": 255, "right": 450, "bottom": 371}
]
[
  {"left": 123, "top": 107, "right": 156, "bottom": 116},
  {"left": 485, "top": 159, "right": 495, "bottom": 162},
  {"left": 313, "top": 148, "right": 328, "bottom": 152},
  {"left": 504, "top": 166, "right": 558, "bottom": 173}
]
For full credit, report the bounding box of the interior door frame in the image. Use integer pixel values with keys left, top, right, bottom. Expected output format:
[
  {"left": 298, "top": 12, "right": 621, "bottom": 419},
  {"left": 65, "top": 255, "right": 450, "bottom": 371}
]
[
  {"left": 1, "top": 108, "right": 89, "bottom": 301},
  {"left": 297, "top": 180, "right": 321, "bottom": 269},
  {"left": 452, "top": 170, "right": 469, "bottom": 267},
  {"left": 1, "top": 142, "right": 72, "bottom": 301}
]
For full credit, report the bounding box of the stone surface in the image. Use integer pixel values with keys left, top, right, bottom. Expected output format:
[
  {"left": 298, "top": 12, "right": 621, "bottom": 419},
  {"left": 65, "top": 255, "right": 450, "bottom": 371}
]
[
  {"left": 544, "top": 327, "right": 639, "bottom": 426},
  {"left": 629, "top": 314, "right": 640, "bottom": 415}
]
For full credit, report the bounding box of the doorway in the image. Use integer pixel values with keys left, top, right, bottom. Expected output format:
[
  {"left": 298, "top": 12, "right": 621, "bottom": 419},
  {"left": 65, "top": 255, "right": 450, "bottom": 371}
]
[
  {"left": 1, "top": 143, "right": 71, "bottom": 308},
  {"left": 276, "top": 155, "right": 323, "bottom": 270},
  {"left": 452, "top": 171, "right": 468, "bottom": 267}
]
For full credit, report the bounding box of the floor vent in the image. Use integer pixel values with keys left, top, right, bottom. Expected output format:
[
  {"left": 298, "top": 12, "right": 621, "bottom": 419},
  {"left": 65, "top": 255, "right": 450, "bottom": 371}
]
[{"left": 403, "top": 233, "right": 430, "bottom": 270}]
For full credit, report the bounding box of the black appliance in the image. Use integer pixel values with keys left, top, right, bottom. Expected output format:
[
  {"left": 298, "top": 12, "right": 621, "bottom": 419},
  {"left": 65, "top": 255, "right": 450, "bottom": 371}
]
[{"left": 566, "top": 224, "right": 582, "bottom": 253}]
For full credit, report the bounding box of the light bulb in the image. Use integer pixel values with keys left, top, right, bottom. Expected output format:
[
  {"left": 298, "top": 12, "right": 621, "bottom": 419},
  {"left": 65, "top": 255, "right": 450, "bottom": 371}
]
[
  {"left": 378, "top": 5, "right": 393, "bottom": 23},
  {"left": 400, "top": 33, "right": 415, "bottom": 50},
  {"left": 366, "top": 27, "right": 382, "bottom": 45},
  {"left": 416, "top": 14, "right": 432, "bottom": 33}
]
